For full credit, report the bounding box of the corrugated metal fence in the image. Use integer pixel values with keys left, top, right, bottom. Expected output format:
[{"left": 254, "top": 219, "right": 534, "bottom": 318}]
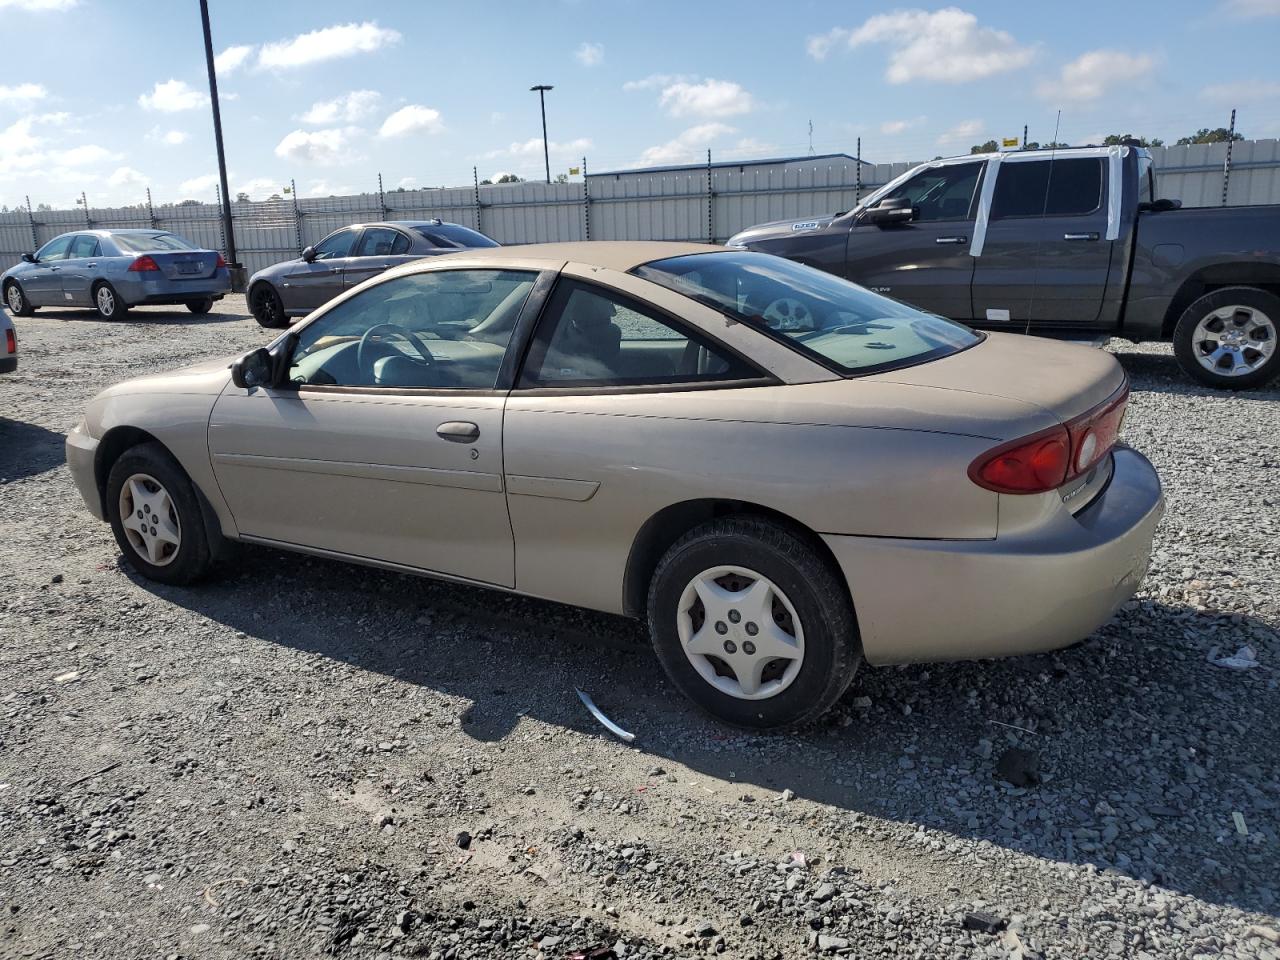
[{"left": 2, "top": 140, "right": 1277, "bottom": 274}]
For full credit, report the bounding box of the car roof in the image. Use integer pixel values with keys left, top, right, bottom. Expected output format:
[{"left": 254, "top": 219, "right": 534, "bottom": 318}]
[{"left": 430, "top": 240, "right": 720, "bottom": 271}]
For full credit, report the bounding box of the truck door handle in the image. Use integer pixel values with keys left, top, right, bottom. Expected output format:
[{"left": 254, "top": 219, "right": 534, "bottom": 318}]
[
  {"left": 436, "top": 421, "right": 480, "bottom": 443},
  {"left": 935, "top": 236, "right": 968, "bottom": 244},
  {"left": 1064, "top": 232, "right": 1099, "bottom": 241}
]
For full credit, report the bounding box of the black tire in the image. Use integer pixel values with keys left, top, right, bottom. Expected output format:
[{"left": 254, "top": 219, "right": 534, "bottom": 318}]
[
  {"left": 250, "top": 283, "right": 287, "bottom": 329},
  {"left": 1172, "top": 286, "right": 1280, "bottom": 390},
  {"left": 4, "top": 280, "right": 35, "bottom": 316},
  {"left": 92, "top": 281, "right": 128, "bottom": 320},
  {"left": 106, "top": 442, "right": 215, "bottom": 585},
  {"left": 646, "top": 517, "right": 861, "bottom": 729},
  {"left": 187, "top": 298, "right": 214, "bottom": 315}
]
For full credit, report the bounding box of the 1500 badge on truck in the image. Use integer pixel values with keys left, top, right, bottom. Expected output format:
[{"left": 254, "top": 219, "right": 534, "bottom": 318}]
[{"left": 729, "top": 145, "right": 1280, "bottom": 389}]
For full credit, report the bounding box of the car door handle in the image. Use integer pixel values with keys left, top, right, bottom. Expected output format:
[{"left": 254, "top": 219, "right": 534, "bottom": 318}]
[
  {"left": 1064, "top": 232, "right": 1099, "bottom": 241},
  {"left": 86, "top": 262, "right": 97, "bottom": 267},
  {"left": 935, "top": 236, "right": 968, "bottom": 244},
  {"left": 49, "top": 265, "right": 60, "bottom": 271},
  {"left": 436, "top": 421, "right": 480, "bottom": 443}
]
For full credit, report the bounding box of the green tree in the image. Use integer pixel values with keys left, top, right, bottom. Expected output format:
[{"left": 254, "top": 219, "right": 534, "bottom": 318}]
[
  {"left": 553, "top": 172, "right": 569, "bottom": 184},
  {"left": 1102, "top": 133, "right": 1163, "bottom": 147},
  {"left": 969, "top": 139, "right": 999, "bottom": 154},
  {"left": 496, "top": 173, "right": 523, "bottom": 183},
  {"left": 1176, "top": 127, "right": 1244, "bottom": 145}
]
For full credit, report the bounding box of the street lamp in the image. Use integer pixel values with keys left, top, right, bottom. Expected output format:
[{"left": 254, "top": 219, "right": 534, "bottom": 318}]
[
  {"left": 199, "top": 0, "right": 241, "bottom": 288},
  {"left": 529, "top": 85, "right": 553, "bottom": 184}
]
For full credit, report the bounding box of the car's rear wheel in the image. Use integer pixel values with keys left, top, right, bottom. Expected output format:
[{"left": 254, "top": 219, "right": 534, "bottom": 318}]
[
  {"left": 106, "top": 442, "right": 214, "bottom": 585},
  {"left": 93, "top": 281, "right": 128, "bottom": 320},
  {"left": 1173, "top": 287, "right": 1279, "bottom": 389},
  {"left": 250, "top": 283, "right": 287, "bottom": 328},
  {"left": 187, "top": 298, "right": 214, "bottom": 315},
  {"left": 646, "top": 517, "right": 860, "bottom": 729},
  {"left": 5, "top": 281, "right": 35, "bottom": 316}
]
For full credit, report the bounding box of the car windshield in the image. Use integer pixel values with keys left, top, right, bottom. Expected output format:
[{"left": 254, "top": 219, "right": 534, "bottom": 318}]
[
  {"left": 413, "top": 224, "right": 498, "bottom": 248},
  {"left": 633, "top": 251, "right": 981, "bottom": 375},
  {"left": 111, "top": 233, "right": 196, "bottom": 253}
]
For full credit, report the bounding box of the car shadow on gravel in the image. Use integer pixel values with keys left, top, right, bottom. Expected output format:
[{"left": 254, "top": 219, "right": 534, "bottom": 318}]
[
  {"left": 28, "top": 307, "right": 244, "bottom": 325},
  {"left": 1113, "top": 349, "right": 1280, "bottom": 400},
  {"left": 138, "top": 543, "right": 1278, "bottom": 917},
  {"left": 0, "top": 417, "right": 64, "bottom": 482}
]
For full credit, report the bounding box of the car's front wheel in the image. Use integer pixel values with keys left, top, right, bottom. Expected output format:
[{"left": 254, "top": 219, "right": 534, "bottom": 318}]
[
  {"left": 4, "top": 281, "right": 35, "bottom": 316},
  {"left": 250, "top": 283, "right": 287, "bottom": 328},
  {"left": 93, "top": 281, "right": 128, "bottom": 320},
  {"left": 187, "top": 298, "right": 214, "bottom": 315},
  {"left": 1173, "top": 287, "right": 1279, "bottom": 389},
  {"left": 647, "top": 517, "right": 861, "bottom": 729},
  {"left": 106, "top": 442, "right": 215, "bottom": 585}
]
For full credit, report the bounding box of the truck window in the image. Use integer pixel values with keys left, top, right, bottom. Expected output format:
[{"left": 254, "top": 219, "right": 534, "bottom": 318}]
[
  {"left": 1138, "top": 155, "right": 1153, "bottom": 205},
  {"left": 991, "top": 158, "right": 1102, "bottom": 219},
  {"left": 879, "top": 162, "right": 982, "bottom": 222}
]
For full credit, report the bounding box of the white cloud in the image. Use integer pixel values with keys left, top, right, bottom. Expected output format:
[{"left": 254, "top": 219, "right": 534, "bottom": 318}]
[
  {"left": 0, "top": 0, "right": 76, "bottom": 9},
  {"left": 179, "top": 174, "right": 220, "bottom": 195},
  {"left": 937, "top": 119, "right": 984, "bottom": 146},
  {"left": 484, "top": 136, "right": 593, "bottom": 160},
  {"left": 378, "top": 105, "right": 443, "bottom": 138},
  {"left": 1036, "top": 50, "right": 1155, "bottom": 103},
  {"left": 257, "top": 21, "right": 401, "bottom": 70},
  {"left": 215, "top": 44, "right": 254, "bottom": 75},
  {"left": 1201, "top": 79, "right": 1280, "bottom": 104},
  {"left": 147, "top": 126, "right": 189, "bottom": 146},
  {"left": 138, "top": 79, "right": 208, "bottom": 113},
  {"left": 814, "top": 8, "right": 1035, "bottom": 84},
  {"left": 397, "top": 176, "right": 418, "bottom": 189},
  {"left": 623, "top": 73, "right": 691, "bottom": 92},
  {"left": 1223, "top": 0, "right": 1280, "bottom": 15},
  {"left": 0, "top": 83, "right": 46, "bottom": 104},
  {"left": 305, "top": 178, "right": 353, "bottom": 197},
  {"left": 35, "top": 111, "right": 71, "bottom": 126},
  {"left": 107, "top": 166, "right": 147, "bottom": 188},
  {"left": 274, "top": 127, "right": 353, "bottom": 165},
  {"left": 235, "top": 177, "right": 282, "bottom": 199},
  {"left": 733, "top": 137, "right": 776, "bottom": 156},
  {"left": 881, "top": 116, "right": 926, "bottom": 135},
  {"left": 54, "top": 144, "right": 120, "bottom": 167},
  {"left": 575, "top": 42, "right": 604, "bottom": 66},
  {"left": 638, "top": 122, "right": 736, "bottom": 166},
  {"left": 301, "top": 90, "right": 381, "bottom": 125},
  {"left": 659, "top": 78, "right": 753, "bottom": 118}
]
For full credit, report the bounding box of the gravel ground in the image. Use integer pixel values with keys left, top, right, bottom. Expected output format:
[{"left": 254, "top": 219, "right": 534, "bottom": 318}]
[{"left": 1, "top": 297, "right": 1278, "bottom": 960}]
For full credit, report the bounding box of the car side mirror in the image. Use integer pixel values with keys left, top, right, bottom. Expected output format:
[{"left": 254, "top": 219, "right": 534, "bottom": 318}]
[
  {"left": 1138, "top": 198, "right": 1181, "bottom": 212},
  {"left": 301, "top": 246, "right": 317, "bottom": 263},
  {"left": 231, "top": 347, "right": 274, "bottom": 389},
  {"left": 20, "top": 253, "right": 35, "bottom": 263},
  {"left": 864, "top": 197, "right": 914, "bottom": 225}
]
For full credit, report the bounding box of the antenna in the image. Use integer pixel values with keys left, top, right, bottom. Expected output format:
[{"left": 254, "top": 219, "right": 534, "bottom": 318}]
[
  {"left": 808, "top": 119, "right": 814, "bottom": 156},
  {"left": 1025, "top": 110, "right": 1062, "bottom": 336}
]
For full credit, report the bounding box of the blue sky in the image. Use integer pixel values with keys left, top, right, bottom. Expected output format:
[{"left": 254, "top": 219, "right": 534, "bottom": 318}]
[{"left": 1, "top": 0, "right": 1278, "bottom": 209}]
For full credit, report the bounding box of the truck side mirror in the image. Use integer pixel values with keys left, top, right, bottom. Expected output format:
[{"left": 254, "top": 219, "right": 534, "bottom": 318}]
[{"left": 864, "top": 197, "right": 915, "bottom": 225}]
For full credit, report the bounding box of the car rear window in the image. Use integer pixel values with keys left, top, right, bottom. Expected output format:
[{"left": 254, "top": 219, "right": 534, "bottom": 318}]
[
  {"left": 413, "top": 224, "right": 499, "bottom": 248},
  {"left": 111, "top": 233, "right": 196, "bottom": 252},
  {"left": 634, "top": 251, "right": 981, "bottom": 376}
]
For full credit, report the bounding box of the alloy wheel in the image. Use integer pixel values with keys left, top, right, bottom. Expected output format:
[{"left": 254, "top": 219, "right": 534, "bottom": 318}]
[
  {"left": 117, "top": 473, "right": 182, "bottom": 566},
  {"left": 6, "top": 284, "right": 21, "bottom": 313},
  {"left": 1192, "top": 305, "right": 1276, "bottom": 377},
  {"left": 96, "top": 286, "right": 115, "bottom": 317}
]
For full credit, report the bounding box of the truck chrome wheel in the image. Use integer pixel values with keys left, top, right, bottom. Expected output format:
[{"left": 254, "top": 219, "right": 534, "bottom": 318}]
[
  {"left": 117, "top": 473, "right": 182, "bottom": 567},
  {"left": 1192, "top": 305, "right": 1276, "bottom": 377},
  {"left": 676, "top": 565, "right": 805, "bottom": 700}
]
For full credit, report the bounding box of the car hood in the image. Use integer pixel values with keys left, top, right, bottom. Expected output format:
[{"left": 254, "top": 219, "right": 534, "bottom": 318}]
[
  {"left": 727, "top": 214, "right": 839, "bottom": 247},
  {"left": 98, "top": 355, "right": 237, "bottom": 399}
]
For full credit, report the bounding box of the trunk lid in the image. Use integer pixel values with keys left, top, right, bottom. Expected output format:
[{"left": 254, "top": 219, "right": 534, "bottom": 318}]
[{"left": 146, "top": 250, "right": 222, "bottom": 280}]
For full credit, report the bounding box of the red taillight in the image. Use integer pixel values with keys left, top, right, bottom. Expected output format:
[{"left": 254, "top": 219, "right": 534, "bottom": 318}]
[
  {"left": 970, "top": 382, "right": 1129, "bottom": 495},
  {"left": 128, "top": 255, "right": 160, "bottom": 272},
  {"left": 4, "top": 328, "right": 14, "bottom": 355},
  {"left": 215, "top": 254, "right": 227, "bottom": 268}
]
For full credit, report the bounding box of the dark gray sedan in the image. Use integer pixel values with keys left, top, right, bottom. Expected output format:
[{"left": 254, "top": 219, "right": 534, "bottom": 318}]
[
  {"left": 246, "top": 219, "right": 498, "bottom": 328},
  {"left": 2, "top": 229, "right": 230, "bottom": 320}
]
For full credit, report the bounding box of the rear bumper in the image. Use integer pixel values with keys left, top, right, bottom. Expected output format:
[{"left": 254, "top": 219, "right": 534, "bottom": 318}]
[
  {"left": 66, "top": 423, "right": 104, "bottom": 521},
  {"left": 117, "top": 272, "right": 231, "bottom": 306},
  {"left": 824, "top": 446, "right": 1165, "bottom": 665},
  {"left": 0, "top": 355, "right": 15, "bottom": 373}
]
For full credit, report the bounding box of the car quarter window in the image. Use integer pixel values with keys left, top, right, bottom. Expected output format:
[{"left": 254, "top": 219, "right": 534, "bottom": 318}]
[
  {"left": 286, "top": 269, "right": 537, "bottom": 390},
  {"left": 35, "top": 235, "right": 73, "bottom": 261},
  {"left": 312, "top": 229, "right": 358, "bottom": 260},
  {"left": 68, "top": 235, "right": 100, "bottom": 259},
  {"left": 991, "top": 158, "right": 1103, "bottom": 219},
  {"left": 356, "top": 227, "right": 410, "bottom": 257},
  {"left": 880, "top": 161, "right": 983, "bottom": 222},
  {"left": 518, "top": 280, "right": 760, "bottom": 389}
]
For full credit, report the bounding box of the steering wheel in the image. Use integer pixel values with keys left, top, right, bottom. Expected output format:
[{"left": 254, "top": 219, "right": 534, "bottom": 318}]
[
  {"left": 356, "top": 323, "right": 434, "bottom": 382},
  {"left": 761, "top": 297, "right": 815, "bottom": 332}
]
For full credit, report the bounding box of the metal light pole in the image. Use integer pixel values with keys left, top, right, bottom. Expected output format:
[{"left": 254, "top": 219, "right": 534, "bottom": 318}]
[
  {"left": 530, "top": 85, "right": 553, "bottom": 184},
  {"left": 199, "top": 0, "right": 241, "bottom": 287}
]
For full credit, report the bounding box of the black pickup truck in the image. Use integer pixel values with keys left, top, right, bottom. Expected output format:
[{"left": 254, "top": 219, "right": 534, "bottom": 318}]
[{"left": 728, "top": 146, "right": 1280, "bottom": 389}]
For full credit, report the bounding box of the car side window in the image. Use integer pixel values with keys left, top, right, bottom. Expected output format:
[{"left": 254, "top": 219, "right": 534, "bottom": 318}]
[
  {"left": 355, "top": 227, "right": 408, "bottom": 257},
  {"left": 312, "top": 229, "right": 357, "bottom": 260},
  {"left": 68, "top": 235, "right": 100, "bottom": 259},
  {"left": 519, "top": 280, "right": 759, "bottom": 388},
  {"left": 35, "top": 236, "right": 73, "bottom": 261},
  {"left": 880, "top": 162, "right": 982, "bottom": 222},
  {"left": 991, "top": 158, "right": 1103, "bottom": 220},
  {"left": 287, "top": 269, "right": 537, "bottom": 390}
]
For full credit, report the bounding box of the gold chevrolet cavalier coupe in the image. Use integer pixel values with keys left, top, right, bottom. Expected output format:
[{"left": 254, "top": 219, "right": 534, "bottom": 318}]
[{"left": 66, "top": 242, "right": 1164, "bottom": 728}]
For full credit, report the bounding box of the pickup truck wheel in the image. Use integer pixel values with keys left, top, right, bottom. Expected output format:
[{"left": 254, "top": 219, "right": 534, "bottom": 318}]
[{"left": 1173, "top": 287, "right": 1280, "bottom": 389}]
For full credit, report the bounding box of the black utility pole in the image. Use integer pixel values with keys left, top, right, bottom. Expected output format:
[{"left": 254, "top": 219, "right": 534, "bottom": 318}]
[
  {"left": 530, "top": 85, "right": 553, "bottom": 183},
  {"left": 199, "top": 0, "right": 239, "bottom": 279}
]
